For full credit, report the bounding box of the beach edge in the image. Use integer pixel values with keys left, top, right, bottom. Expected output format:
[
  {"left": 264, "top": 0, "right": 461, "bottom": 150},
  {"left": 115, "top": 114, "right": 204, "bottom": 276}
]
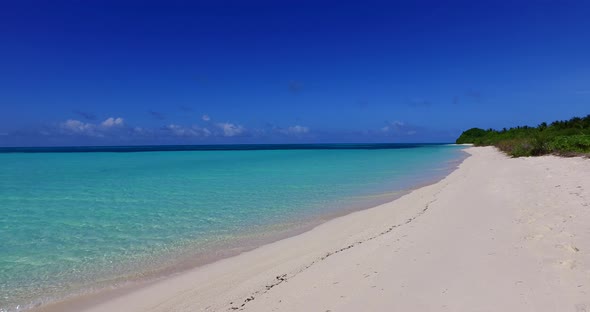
[{"left": 39, "top": 146, "right": 590, "bottom": 311}]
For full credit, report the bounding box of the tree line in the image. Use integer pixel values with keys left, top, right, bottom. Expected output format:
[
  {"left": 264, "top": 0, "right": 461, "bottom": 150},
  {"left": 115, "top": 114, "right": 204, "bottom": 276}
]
[{"left": 456, "top": 115, "right": 590, "bottom": 157}]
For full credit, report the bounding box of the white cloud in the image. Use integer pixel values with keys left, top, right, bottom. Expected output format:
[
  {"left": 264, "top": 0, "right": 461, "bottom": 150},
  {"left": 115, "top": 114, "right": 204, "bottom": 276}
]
[
  {"left": 379, "top": 120, "right": 421, "bottom": 137},
  {"left": 132, "top": 127, "right": 154, "bottom": 136},
  {"left": 59, "top": 117, "right": 125, "bottom": 137},
  {"left": 165, "top": 124, "right": 210, "bottom": 137},
  {"left": 216, "top": 122, "right": 245, "bottom": 137},
  {"left": 201, "top": 114, "right": 211, "bottom": 121},
  {"left": 101, "top": 117, "right": 124, "bottom": 127},
  {"left": 62, "top": 119, "right": 93, "bottom": 132},
  {"left": 280, "top": 125, "right": 310, "bottom": 135},
  {"left": 60, "top": 119, "right": 103, "bottom": 137},
  {"left": 381, "top": 120, "right": 405, "bottom": 133},
  {"left": 166, "top": 124, "right": 183, "bottom": 136}
]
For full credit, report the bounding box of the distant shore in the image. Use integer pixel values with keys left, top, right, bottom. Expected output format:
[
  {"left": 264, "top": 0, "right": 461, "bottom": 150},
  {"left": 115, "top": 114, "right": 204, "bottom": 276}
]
[{"left": 38, "top": 147, "right": 590, "bottom": 312}]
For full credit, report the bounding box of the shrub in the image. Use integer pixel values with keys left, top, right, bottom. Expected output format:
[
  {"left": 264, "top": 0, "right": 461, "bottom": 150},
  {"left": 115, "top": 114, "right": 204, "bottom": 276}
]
[
  {"left": 456, "top": 115, "right": 590, "bottom": 157},
  {"left": 547, "top": 135, "right": 590, "bottom": 154},
  {"left": 456, "top": 128, "right": 488, "bottom": 144}
]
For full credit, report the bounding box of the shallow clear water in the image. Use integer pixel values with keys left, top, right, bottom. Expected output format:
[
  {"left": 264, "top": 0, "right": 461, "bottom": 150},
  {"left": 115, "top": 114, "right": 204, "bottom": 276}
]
[{"left": 0, "top": 144, "right": 465, "bottom": 310}]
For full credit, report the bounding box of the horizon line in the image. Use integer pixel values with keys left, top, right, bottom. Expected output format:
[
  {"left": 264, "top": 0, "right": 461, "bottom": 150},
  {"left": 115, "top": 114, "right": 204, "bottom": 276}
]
[{"left": 0, "top": 142, "right": 458, "bottom": 153}]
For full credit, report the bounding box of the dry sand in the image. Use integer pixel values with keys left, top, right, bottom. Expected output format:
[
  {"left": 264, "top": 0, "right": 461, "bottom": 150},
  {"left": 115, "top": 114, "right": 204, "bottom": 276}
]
[{"left": 43, "top": 147, "right": 590, "bottom": 312}]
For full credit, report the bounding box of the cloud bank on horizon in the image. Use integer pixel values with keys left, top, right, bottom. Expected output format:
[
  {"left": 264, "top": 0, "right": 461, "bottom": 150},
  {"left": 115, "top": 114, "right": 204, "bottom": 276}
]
[
  {"left": 3, "top": 112, "right": 454, "bottom": 146},
  {"left": 0, "top": 0, "right": 589, "bottom": 146}
]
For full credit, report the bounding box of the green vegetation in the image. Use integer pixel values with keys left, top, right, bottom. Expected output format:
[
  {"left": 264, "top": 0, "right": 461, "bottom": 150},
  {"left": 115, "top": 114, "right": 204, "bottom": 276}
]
[{"left": 456, "top": 115, "right": 590, "bottom": 157}]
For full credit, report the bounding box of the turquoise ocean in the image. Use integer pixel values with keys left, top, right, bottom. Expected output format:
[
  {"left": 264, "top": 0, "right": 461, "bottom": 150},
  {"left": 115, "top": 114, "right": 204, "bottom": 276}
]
[{"left": 0, "top": 144, "right": 466, "bottom": 311}]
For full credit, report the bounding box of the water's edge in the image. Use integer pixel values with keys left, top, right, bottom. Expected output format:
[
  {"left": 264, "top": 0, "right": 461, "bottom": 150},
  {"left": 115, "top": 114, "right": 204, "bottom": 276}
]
[{"left": 32, "top": 149, "right": 470, "bottom": 312}]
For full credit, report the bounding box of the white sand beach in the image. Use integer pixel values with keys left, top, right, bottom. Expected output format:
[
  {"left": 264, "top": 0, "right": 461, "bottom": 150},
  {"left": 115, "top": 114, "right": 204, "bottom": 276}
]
[{"left": 41, "top": 147, "right": 590, "bottom": 312}]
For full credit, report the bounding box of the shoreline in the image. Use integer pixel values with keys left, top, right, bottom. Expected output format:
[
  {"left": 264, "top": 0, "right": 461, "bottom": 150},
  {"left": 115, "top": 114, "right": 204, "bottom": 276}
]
[
  {"left": 26, "top": 149, "right": 468, "bottom": 312},
  {"left": 37, "top": 146, "right": 589, "bottom": 311}
]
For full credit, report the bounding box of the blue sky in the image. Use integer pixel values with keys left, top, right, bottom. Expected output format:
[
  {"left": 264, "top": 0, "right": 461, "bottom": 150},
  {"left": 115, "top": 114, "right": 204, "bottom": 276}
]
[{"left": 1, "top": 0, "right": 589, "bottom": 146}]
